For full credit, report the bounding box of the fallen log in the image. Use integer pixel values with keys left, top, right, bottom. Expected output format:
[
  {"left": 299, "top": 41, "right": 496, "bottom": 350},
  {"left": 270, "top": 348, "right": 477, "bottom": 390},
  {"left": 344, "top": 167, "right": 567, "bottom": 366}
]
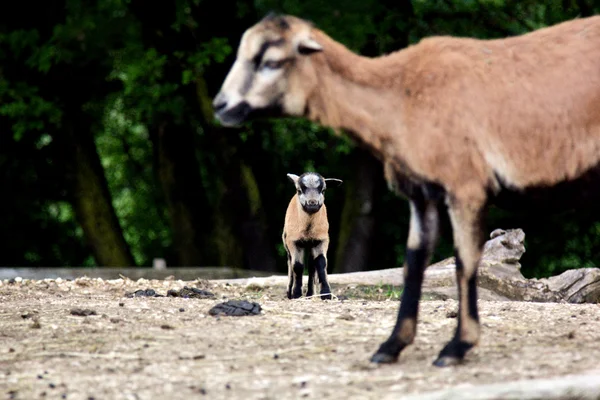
[{"left": 216, "top": 229, "right": 600, "bottom": 303}]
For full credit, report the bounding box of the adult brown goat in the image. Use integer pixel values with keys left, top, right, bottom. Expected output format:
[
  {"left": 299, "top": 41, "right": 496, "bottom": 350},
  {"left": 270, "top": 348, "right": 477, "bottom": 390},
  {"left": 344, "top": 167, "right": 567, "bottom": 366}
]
[{"left": 213, "top": 13, "right": 600, "bottom": 367}]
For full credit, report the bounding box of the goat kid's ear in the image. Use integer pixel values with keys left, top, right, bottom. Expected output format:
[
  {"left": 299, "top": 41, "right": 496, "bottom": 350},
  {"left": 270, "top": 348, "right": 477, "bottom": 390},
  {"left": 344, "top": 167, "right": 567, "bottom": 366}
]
[
  {"left": 287, "top": 173, "right": 300, "bottom": 186},
  {"left": 296, "top": 36, "right": 322, "bottom": 55},
  {"left": 324, "top": 178, "right": 343, "bottom": 188}
]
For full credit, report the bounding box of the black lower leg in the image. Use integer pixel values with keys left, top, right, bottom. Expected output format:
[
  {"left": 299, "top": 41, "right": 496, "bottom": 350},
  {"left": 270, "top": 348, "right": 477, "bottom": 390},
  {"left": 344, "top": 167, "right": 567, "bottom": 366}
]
[
  {"left": 434, "top": 256, "right": 480, "bottom": 367},
  {"left": 371, "top": 247, "right": 427, "bottom": 363},
  {"left": 314, "top": 254, "right": 331, "bottom": 300},
  {"left": 292, "top": 261, "right": 304, "bottom": 299},
  {"left": 306, "top": 261, "right": 316, "bottom": 297},
  {"left": 286, "top": 252, "right": 293, "bottom": 299}
]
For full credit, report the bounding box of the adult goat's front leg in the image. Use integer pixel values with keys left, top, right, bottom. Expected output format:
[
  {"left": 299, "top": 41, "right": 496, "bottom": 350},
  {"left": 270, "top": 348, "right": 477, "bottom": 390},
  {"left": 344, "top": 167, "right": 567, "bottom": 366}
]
[
  {"left": 371, "top": 198, "right": 439, "bottom": 363},
  {"left": 433, "top": 198, "right": 486, "bottom": 367}
]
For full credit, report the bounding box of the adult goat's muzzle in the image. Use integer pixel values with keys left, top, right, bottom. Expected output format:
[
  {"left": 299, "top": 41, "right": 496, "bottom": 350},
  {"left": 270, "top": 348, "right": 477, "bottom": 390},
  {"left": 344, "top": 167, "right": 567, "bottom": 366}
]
[{"left": 213, "top": 95, "right": 251, "bottom": 127}]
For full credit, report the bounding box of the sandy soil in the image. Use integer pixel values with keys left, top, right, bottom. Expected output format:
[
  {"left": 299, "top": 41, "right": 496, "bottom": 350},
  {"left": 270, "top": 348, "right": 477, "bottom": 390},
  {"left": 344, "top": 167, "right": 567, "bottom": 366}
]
[{"left": 1, "top": 276, "right": 600, "bottom": 400}]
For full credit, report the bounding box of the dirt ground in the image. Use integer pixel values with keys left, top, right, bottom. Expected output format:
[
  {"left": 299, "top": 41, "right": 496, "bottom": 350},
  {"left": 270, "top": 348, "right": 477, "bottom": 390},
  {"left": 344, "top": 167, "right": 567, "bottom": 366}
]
[{"left": 1, "top": 276, "right": 600, "bottom": 400}]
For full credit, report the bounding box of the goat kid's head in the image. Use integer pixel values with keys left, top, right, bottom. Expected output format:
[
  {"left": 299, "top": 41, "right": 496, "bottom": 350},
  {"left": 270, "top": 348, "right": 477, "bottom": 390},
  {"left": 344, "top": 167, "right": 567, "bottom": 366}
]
[
  {"left": 287, "top": 172, "right": 342, "bottom": 214},
  {"left": 213, "top": 13, "right": 322, "bottom": 127}
]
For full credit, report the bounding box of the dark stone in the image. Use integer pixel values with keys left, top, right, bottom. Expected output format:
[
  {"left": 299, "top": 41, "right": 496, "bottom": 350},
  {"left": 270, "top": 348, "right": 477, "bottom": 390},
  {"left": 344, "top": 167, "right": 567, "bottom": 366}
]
[
  {"left": 70, "top": 308, "right": 97, "bottom": 317},
  {"left": 208, "top": 300, "right": 262, "bottom": 317},
  {"left": 167, "top": 286, "right": 215, "bottom": 299},
  {"left": 125, "top": 289, "right": 160, "bottom": 298}
]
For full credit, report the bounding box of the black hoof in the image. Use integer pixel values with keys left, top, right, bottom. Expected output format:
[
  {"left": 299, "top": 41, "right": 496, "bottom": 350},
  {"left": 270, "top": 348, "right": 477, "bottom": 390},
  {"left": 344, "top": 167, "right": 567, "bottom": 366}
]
[
  {"left": 370, "top": 351, "right": 398, "bottom": 364},
  {"left": 370, "top": 339, "right": 404, "bottom": 364},
  {"left": 292, "top": 287, "right": 302, "bottom": 299},
  {"left": 320, "top": 285, "right": 332, "bottom": 300},
  {"left": 434, "top": 339, "right": 473, "bottom": 367}
]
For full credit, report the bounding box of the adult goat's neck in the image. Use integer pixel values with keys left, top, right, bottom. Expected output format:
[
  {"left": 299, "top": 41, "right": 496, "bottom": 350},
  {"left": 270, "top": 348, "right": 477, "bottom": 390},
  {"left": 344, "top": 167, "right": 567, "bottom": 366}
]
[{"left": 305, "top": 29, "right": 405, "bottom": 156}]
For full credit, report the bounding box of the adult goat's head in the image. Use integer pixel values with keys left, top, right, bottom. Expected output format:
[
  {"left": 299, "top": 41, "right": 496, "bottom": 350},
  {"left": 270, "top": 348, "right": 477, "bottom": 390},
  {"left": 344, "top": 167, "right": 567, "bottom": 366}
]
[
  {"left": 213, "top": 13, "right": 322, "bottom": 127},
  {"left": 287, "top": 172, "right": 342, "bottom": 214}
]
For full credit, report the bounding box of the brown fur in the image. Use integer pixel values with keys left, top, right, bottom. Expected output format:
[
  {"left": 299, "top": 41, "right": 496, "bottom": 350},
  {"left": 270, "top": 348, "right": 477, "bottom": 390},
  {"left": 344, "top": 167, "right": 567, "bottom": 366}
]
[{"left": 283, "top": 195, "right": 329, "bottom": 244}]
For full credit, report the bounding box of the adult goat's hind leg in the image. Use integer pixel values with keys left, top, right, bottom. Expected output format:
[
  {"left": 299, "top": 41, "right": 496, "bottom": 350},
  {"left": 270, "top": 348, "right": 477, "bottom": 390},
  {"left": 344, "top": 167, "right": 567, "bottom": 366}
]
[
  {"left": 433, "top": 196, "right": 486, "bottom": 367},
  {"left": 371, "top": 198, "right": 439, "bottom": 363}
]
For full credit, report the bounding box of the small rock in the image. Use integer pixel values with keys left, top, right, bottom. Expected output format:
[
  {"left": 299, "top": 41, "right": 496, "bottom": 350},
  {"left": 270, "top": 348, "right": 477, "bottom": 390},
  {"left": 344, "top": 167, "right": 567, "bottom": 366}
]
[
  {"left": 337, "top": 314, "right": 355, "bottom": 321},
  {"left": 70, "top": 308, "right": 97, "bottom": 317},
  {"left": 118, "top": 302, "right": 124, "bottom": 307},
  {"left": 179, "top": 308, "right": 185, "bottom": 312},
  {"left": 168, "top": 286, "right": 215, "bottom": 299},
  {"left": 446, "top": 310, "right": 458, "bottom": 318},
  {"left": 125, "top": 289, "right": 160, "bottom": 298},
  {"left": 160, "top": 324, "right": 175, "bottom": 330}
]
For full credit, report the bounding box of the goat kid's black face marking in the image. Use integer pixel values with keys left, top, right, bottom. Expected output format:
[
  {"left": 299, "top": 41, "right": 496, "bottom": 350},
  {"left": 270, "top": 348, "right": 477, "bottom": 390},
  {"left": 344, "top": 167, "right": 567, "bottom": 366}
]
[
  {"left": 212, "top": 14, "right": 323, "bottom": 127},
  {"left": 287, "top": 172, "right": 343, "bottom": 214}
]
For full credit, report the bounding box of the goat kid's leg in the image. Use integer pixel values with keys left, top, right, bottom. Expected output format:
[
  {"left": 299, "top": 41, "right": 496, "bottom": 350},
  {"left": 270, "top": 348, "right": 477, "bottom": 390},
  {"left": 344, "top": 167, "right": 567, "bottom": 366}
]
[
  {"left": 371, "top": 199, "right": 439, "bottom": 363},
  {"left": 312, "top": 241, "right": 332, "bottom": 300},
  {"left": 306, "top": 256, "right": 316, "bottom": 298},
  {"left": 433, "top": 197, "right": 486, "bottom": 367},
  {"left": 285, "top": 242, "right": 295, "bottom": 299},
  {"left": 287, "top": 244, "right": 305, "bottom": 299}
]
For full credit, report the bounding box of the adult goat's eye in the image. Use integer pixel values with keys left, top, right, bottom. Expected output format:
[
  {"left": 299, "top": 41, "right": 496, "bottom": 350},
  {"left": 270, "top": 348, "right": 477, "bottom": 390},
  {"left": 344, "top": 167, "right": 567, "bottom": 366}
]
[{"left": 262, "top": 59, "right": 283, "bottom": 70}]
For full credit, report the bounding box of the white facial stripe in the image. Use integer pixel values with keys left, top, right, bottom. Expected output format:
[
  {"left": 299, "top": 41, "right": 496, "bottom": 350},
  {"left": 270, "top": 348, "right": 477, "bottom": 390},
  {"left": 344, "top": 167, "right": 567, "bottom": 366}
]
[
  {"left": 263, "top": 47, "right": 285, "bottom": 61},
  {"left": 220, "top": 61, "right": 246, "bottom": 98},
  {"left": 301, "top": 174, "right": 321, "bottom": 189}
]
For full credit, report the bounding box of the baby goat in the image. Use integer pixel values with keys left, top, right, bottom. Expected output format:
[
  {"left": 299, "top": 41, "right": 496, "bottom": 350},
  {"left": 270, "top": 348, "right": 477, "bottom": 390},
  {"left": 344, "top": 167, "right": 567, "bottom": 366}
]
[{"left": 283, "top": 172, "right": 342, "bottom": 300}]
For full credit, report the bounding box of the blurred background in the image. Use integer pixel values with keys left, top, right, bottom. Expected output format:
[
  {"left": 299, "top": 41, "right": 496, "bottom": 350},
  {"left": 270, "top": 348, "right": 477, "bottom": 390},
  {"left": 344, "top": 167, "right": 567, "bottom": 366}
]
[{"left": 1, "top": 0, "right": 599, "bottom": 278}]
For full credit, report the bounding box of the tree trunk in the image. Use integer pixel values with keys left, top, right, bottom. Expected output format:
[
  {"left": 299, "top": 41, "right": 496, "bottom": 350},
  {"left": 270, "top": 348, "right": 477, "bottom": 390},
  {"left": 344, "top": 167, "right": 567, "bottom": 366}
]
[
  {"left": 152, "top": 120, "right": 208, "bottom": 266},
  {"left": 195, "top": 77, "right": 277, "bottom": 272},
  {"left": 334, "top": 149, "right": 381, "bottom": 273},
  {"left": 62, "top": 118, "right": 135, "bottom": 267},
  {"left": 208, "top": 133, "right": 277, "bottom": 271}
]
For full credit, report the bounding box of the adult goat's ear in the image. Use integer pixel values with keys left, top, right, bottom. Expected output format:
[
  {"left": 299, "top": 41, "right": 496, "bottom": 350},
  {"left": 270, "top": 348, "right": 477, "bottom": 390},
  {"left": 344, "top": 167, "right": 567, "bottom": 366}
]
[
  {"left": 324, "top": 178, "right": 343, "bottom": 187},
  {"left": 296, "top": 37, "right": 322, "bottom": 55},
  {"left": 287, "top": 173, "right": 300, "bottom": 186}
]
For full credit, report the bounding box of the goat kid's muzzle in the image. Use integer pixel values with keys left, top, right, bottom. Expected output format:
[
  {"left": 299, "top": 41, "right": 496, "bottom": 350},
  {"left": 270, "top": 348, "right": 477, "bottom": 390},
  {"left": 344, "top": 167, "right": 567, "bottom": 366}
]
[{"left": 303, "top": 204, "right": 322, "bottom": 214}]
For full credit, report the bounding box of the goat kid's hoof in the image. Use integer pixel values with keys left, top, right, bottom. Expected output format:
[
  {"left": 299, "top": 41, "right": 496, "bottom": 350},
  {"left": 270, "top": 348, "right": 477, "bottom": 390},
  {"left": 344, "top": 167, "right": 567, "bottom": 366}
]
[
  {"left": 432, "top": 356, "right": 463, "bottom": 367},
  {"left": 320, "top": 292, "right": 332, "bottom": 300}
]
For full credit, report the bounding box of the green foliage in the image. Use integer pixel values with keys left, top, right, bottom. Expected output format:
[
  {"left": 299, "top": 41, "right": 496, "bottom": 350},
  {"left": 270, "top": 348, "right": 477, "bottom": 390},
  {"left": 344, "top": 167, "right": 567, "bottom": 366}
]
[{"left": 1, "top": 0, "right": 600, "bottom": 275}]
